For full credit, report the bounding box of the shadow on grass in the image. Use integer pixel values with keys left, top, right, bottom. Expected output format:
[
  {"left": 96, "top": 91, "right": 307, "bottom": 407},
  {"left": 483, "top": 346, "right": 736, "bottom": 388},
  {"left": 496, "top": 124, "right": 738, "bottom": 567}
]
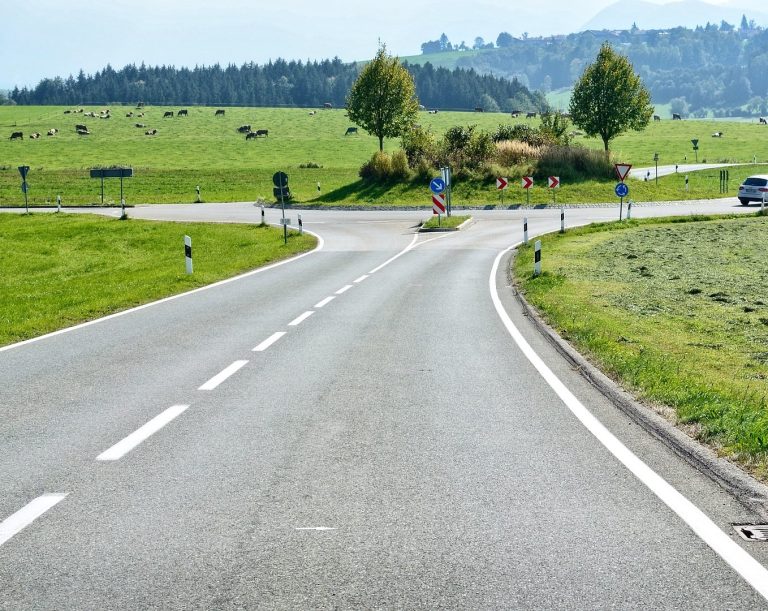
[{"left": 312, "top": 179, "right": 407, "bottom": 204}]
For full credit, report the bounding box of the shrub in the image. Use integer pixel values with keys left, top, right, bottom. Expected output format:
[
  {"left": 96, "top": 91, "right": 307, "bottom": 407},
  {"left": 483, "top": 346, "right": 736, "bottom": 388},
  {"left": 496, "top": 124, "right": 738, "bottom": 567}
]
[
  {"left": 440, "top": 125, "right": 494, "bottom": 170},
  {"left": 493, "top": 123, "right": 553, "bottom": 147},
  {"left": 495, "top": 140, "right": 542, "bottom": 166},
  {"left": 401, "top": 125, "right": 437, "bottom": 168},
  {"left": 390, "top": 149, "right": 410, "bottom": 179},
  {"left": 359, "top": 151, "right": 392, "bottom": 181}
]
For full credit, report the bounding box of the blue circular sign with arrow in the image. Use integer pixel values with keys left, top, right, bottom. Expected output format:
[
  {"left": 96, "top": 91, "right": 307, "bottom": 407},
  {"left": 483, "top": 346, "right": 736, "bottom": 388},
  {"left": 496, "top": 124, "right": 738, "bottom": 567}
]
[
  {"left": 615, "top": 182, "right": 629, "bottom": 198},
  {"left": 430, "top": 177, "right": 446, "bottom": 194}
]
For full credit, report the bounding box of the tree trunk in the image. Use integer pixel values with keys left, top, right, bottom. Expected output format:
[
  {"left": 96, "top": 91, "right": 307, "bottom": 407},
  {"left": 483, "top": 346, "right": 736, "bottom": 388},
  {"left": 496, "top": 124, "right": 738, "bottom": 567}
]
[{"left": 379, "top": 135, "right": 384, "bottom": 151}]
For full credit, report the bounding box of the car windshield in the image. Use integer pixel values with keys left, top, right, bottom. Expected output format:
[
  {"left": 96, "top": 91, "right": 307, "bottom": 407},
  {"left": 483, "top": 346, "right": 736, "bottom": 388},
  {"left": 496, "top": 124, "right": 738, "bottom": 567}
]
[{"left": 743, "top": 177, "right": 768, "bottom": 186}]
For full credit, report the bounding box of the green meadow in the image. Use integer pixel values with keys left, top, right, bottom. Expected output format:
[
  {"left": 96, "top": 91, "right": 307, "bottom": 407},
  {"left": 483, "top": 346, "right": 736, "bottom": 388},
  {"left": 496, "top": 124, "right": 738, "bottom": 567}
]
[{"left": 2, "top": 104, "right": 768, "bottom": 207}]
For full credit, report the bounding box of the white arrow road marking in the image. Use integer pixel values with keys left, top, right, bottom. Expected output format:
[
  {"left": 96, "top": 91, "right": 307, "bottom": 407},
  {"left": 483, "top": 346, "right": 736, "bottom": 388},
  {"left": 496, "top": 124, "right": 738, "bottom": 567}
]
[
  {"left": 97, "top": 404, "right": 190, "bottom": 460},
  {"left": 199, "top": 360, "right": 249, "bottom": 390},
  {"left": 253, "top": 332, "right": 287, "bottom": 352},
  {"left": 288, "top": 311, "right": 314, "bottom": 326},
  {"left": 490, "top": 244, "right": 768, "bottom": 603},
  {"left": 0, "top": 494, "right": 68, "bottom": 547}
]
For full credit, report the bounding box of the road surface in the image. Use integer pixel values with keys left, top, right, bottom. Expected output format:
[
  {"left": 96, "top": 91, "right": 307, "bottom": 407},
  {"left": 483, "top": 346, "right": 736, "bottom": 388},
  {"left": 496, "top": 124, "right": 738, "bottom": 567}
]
[{"left": 2, "top": 197, "right": 768, "bottom": 608}]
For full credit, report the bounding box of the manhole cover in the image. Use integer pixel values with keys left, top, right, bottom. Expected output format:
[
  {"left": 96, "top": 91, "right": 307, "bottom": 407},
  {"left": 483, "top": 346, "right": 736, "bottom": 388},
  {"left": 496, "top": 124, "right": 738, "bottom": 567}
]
[{"left": 733, "top": 524, "right": 768, "bottom": 541}]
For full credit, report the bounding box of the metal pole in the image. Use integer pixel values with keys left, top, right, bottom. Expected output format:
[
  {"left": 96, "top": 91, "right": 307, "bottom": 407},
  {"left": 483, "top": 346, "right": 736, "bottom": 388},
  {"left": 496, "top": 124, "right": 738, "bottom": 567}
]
[
  {"left": 101, "top": 175, "right": 104, "bottom": 205},
  {"left": 23, "top": 183, "right": 28, "bottom": 214},
  {"left": 619, "top": 197, "right": 623, "bottom": 221}
]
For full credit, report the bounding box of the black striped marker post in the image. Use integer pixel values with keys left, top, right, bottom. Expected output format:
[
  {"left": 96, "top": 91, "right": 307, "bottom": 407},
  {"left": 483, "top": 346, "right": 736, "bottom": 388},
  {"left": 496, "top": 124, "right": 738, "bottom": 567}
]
[
  {"left": 184, "top": 235, "right": 193, "bottom": 274},
  {"left": 534, "top": 240, "right": 542, "bottom": 276},
  {"left": 560, "top": 206, "right": 565, "bottom": 233},
  {"left": 523, "top": 217, "right": 528, "bottom": 245}
]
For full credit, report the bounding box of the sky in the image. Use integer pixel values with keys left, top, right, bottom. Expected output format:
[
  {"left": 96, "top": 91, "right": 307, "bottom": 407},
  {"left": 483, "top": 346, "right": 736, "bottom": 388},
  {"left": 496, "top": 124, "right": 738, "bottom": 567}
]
[{"left": 0, "top": 0, "right": 748, "bottom": 90}]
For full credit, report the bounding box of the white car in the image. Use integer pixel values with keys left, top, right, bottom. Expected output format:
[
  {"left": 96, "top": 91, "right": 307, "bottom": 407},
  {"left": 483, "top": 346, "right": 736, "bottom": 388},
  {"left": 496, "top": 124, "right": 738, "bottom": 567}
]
[{"left": 738, "top": 174, "right": 768, "bottom": 205}]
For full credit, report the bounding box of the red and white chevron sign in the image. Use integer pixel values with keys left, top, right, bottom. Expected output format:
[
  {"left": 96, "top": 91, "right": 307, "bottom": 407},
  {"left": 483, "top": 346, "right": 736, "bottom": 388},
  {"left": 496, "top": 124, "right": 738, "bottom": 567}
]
[
  {"left": 548, "top": 176, "right": 560, "bottom": 189},
  {"left": 496, "top": 177, "right": 508, "bottom": 190},
  {"left": 521, "top": 176, "right": 534, "bottom": 189},
  {"left": 432, "top": 192, "right": 446, "bottom": 215}
]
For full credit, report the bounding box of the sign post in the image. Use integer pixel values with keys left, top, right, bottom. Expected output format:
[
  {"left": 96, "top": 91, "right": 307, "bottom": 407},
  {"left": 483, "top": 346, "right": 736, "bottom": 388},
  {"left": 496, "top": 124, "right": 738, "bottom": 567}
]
[
  {"left": 522, "top": 176, "right": 533, "bottom": 206},
  {"left": 548, "top": 176, "right": 560, "bottom": 205},
  {"left": 273, "top": 171, "right": 289, "bottom": 244},
  {"left": 18, "top": 166, "right": 30, "bottom": 213},
  {"left": 441, "top": 166, "right": 452, "bottom": 217},
  {"left": 496, "top": 177, "right": 508, "bottom": 205},
  {"left": 89, "top": 168, "right": 133, "bottom": 209},
  {"left": 615, "top": 182, "right": 629, "bottom": 219}
]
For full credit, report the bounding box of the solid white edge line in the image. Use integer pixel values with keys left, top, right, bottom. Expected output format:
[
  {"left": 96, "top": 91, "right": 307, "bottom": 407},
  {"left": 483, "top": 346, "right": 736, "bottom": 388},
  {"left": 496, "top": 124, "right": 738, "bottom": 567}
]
[
  {"left": 0, "top": 229, "right": 325, "bottom": 354},
  {"left": 96, "top": 404, "right": 190, "bottom": 461},
  {"left": 314, "top": 296, "right": 336, "bottom": 308},
  {"left": 199, "top": 360, "right": 249, "bottom": 391},
  {"left": 367, "top": 233, "right": 419, "bottom": 274},
  {"left": 0, "top": 493, "right": 68, "bottom": 547},
  {"left": 335, "top": 285, "right": 353, "bottom": 295},
  {"left": 288, "top": 311, "right": 315, "bottom": 326},
  {"left": 353, "top": 275, "right": 369, "bottom": 283},
  {"left": 253, "top": 332, "right": 287, "bottom": 352},
  {"left": 489, "top": 244, "right": 768, "bottom": 602}
]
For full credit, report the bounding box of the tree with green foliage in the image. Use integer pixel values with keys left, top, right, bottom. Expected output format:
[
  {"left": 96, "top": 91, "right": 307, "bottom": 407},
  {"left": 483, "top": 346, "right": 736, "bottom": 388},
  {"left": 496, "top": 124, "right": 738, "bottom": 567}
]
[
  {"left": 346, "top": 44, "right": 420, "bottom": 152},
  {"left": 569, "top": 43, "right": 654, "bottom": 154}
]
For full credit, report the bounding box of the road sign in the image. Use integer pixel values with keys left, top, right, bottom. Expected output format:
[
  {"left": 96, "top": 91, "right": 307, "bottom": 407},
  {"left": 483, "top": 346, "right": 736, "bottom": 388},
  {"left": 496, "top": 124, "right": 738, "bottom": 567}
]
[
  {"left": 89, "top": 168, "right": 133, "bottom": 179},
  {"left": 614, "top": 164, "right": 632, "bottom": 182},
  {"left": 548, "top": 176, "right": 560, "bottom": 189},
  {"left": 521, "top": 176, "right": 534, "bottom": 189},
  {"left": 21, "top": 181, "right": 28, "bottom": 193},
  {"left": 279, "top": 218, "right": 292, "bottom": 225},
  {"left": 272, "top": 171, "right": 289, "bottom": 188},
  {"left": 615, "top": 182, "right": 629, "bottom": 197},
  {"left": 691, "top": 139, "right": 699, "bottom": 150},
  {"left": 273, "top": 186, "right": 290, "bottom": 199},
  {"left": 430, "top": 177, "right": 446, "bottom": 194},
  {"left": 18, "top": 165, "right": 29, "bottom": 180},
  {"left": 432, "top": 192, "right": 446, "bottom": 215},
  {"left": 496, "top": 177, "right": 509, "bottom": 190}
]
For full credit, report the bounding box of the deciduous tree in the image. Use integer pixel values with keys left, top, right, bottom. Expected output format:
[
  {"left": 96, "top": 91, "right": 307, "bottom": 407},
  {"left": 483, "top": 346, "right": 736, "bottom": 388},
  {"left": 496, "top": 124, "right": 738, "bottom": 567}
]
[
  {"left": 346, "top": 44, "right": 420, "bottom": 152},
  {"left": 569, "top": 43, "right": 654, "bottom": 153}
]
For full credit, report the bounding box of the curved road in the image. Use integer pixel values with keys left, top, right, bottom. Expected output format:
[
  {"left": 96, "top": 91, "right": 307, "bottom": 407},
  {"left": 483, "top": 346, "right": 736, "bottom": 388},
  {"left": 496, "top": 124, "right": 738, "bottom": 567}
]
[{"left": 2, "top": 197, "right": 768, "bottom": 608}]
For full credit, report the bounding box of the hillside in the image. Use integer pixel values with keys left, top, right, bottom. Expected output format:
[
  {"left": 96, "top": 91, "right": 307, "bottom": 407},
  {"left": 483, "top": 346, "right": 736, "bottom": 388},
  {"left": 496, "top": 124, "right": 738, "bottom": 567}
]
[{"left": 405, "top": 24, "right": 768, "bottom": 117}]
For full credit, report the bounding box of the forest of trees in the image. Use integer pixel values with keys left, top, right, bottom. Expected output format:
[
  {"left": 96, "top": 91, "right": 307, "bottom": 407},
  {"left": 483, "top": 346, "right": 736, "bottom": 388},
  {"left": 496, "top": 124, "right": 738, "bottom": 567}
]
[
  {"left": 8, "top": 58, "right": 548, "bottom": 114},
  {"left": 416, "top": 22, "right": 768, "bottom": 116}
]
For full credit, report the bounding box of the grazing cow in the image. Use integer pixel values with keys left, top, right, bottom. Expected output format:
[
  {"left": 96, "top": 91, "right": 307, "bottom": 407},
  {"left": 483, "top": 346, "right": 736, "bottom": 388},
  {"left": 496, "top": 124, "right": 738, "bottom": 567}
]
[
  {"left": 254, "top": 129, "right": 268, "bottom": 137},
  {"left": 510, "top": 112, "right": 519, "bottom": 118},
  {"left": 126, "top": 112, "right": 133, "bottom": 118},
  {"left": 760, "top": 117, "right": 767, "bottom": 125},
  {"left": 428, "top": 109, "right": 438, "bottom": 114},
  {"left": 177, "top": 109, "right": 188, "bottom": 117},
  {"left": 474, "top": 107, "right": 484, "bottom": 112},
  {"left": 526, "top": 112, "right": 537, "bottom": 118},
  {"left": 10, "top": 131, "right": 23, "bottom": 140},
  {"left": 76, "top": 128, "right": 90, "bottom": 135},
  {"left": 672, "top": 113, "right": 682, "bottom": 120},
  {"left": 64, "top": 110, "right": 71, "bottom": 114},
  {"left": 308, "top": 111, "right": 316, "bottom": 116},
  {"left": 653, "top": 115, "right": 661, "bottom": 121},
  {"left": 135, "top": 123, "right": 146, "bottom": 128},
  {"left": 344, "top": 127, "right": 358, "bottom": 136},
  {"left": 137, "top": 112, "right": 144, "bottom": 117},
  {"left": 145, "top": 129, "right": 157, "bottom": 135},
  {"left": 215, "top": 109, "right": 225, "bottom": 116},
  {"left": 29, "top": 132, "right": 41, "bottom": 139},
  {"left": 245, "top": 131, "right": 259, "bottom": 140},
  {"left": 137, "top": 102, "right": 145, "bottom": 108},
  {"left": 712, "top": 131, "right": 724, "bottom": 137},
  {"left": 323, "top": 102, "right": 332, "bottom": 109},
  {"left": 47, "top": 128, "right": 58, "bottom": 136},
  {"left": 163, "top": 111, "right": 174, "bottom": 118},
  {"left": 75, "top": 124, "right": 87, "bottom": 132},
  {"left": 236, "top": 125, "right": 251, "bottom": 133}
]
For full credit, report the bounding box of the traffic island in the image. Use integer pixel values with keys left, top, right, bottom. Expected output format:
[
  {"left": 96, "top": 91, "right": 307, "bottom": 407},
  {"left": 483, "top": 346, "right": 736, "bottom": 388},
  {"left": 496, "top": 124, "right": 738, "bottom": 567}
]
[{"left": 419, "top": 215, "right": 473, "bottom": 232}]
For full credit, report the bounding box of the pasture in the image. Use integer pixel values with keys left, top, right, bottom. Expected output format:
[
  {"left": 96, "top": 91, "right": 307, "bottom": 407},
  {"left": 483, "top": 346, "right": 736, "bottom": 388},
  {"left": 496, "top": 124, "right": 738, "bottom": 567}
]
[{"left": 2, "top": 105, "right": 768, "bottom": 206}]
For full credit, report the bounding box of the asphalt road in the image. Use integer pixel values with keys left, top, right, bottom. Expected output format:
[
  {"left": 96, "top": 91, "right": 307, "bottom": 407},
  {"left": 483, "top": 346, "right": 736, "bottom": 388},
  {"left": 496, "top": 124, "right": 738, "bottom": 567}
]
[{"left": 2, "top": 197, "right": 768, "bottom": 608}]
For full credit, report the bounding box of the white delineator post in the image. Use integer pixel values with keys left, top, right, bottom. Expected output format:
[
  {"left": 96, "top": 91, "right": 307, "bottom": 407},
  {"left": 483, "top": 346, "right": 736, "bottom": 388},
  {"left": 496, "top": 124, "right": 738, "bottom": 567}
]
[
  {"left": 534, "top": 240, "right": 542, "bottom": 277},
  {"left": 627, "top": 200, "right": 633, "bottom": 220},
  {"left": 260, "top": 205, "right": 265, "bottom": 224},
  {"left": 184, "top": 235, "right": 193, "bottom": 274},
  {"left": 298, "top": 213, "right": 303, "bottom": 234},
  {"left": 560, "top": 206, "right": 565, "bottom": 233},
  {"left": 523, "top": 217, "right": 528, "bottom": 245}
]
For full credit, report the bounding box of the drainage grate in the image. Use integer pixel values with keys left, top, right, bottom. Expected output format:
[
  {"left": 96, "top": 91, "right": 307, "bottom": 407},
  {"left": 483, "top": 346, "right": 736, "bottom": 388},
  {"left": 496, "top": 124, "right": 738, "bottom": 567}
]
[{"left": 733, "top": 524, "right": 768, "bottom": 541}]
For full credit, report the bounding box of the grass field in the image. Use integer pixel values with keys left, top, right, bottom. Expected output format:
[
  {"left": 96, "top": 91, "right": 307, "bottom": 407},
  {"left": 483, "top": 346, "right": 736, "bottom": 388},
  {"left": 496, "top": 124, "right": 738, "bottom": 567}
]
[
  {"left": 2, "top": 104, "right": 768, "bottom": 207},
  {"left": 513, "top": 214, "right": 768, "bottom": 477},
  {"left": 0, "top": 213, "right": 315, "bottom": 347}
]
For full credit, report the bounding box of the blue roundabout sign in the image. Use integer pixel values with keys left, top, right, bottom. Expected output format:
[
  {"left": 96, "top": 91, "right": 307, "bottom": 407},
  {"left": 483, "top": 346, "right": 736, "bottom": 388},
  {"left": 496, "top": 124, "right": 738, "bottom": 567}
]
[{"left": 615, "top": 182, "right": 629, "bottom": 198}]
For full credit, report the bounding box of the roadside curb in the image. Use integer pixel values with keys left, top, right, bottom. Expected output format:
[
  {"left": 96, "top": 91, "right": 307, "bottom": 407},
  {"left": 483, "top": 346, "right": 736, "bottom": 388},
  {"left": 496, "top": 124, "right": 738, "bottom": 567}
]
[{"left": 506, "top": 252, "right": 768, "bottom": 521}]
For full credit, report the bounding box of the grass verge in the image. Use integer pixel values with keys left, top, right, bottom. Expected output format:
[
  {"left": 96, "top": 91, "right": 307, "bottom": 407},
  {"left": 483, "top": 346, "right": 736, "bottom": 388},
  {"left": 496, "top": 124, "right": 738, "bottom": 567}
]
[
  {"left": 421, "top": 214, "right": 471, "bottom": 229},
  {"left": 0, "top": 213, "right": 316, "bottom": 347},
  {"left": 512, "top": 213, "right": 768, "bottom": 479}
]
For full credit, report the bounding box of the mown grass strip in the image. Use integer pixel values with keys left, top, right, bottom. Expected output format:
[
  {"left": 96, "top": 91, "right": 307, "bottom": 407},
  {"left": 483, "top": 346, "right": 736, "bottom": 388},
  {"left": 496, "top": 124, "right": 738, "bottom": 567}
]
[
  {"left": 512, "top": 213, "right": 768, "bottom": 478},
  {"left": 0, "top": 214, "right": 316, "bottom": 347},
  {"left": 421, "top": 214, "right": 470, "bottom": 229}
]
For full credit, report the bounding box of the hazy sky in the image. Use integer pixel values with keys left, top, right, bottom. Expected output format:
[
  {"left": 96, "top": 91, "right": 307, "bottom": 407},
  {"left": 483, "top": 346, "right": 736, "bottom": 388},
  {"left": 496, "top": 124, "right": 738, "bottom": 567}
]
[{"left": 0, "top": 0, "right": 746, "bottom": 89}]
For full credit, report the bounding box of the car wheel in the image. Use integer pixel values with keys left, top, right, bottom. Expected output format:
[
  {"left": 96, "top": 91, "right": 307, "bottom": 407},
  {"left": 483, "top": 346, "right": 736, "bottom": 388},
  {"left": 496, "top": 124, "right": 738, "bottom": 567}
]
[{"left": 739, "top": 198, "right": 750, "bottom": 205}]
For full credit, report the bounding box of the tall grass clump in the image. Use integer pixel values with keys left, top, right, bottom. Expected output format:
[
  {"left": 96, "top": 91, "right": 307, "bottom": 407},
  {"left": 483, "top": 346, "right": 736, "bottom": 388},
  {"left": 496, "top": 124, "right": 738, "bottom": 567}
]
[
  {"left": 495, "top": 140, "right": 542, "bottom": 166},
  {"left": 536, "top": 145, "right": 614, "bottom": 181}
]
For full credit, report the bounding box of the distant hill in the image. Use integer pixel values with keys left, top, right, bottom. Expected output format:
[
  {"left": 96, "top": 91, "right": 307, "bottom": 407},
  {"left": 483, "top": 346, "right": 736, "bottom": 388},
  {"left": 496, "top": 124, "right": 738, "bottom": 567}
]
[{"left": 582, "top": 0, "right": 768, "bottom": 31}]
